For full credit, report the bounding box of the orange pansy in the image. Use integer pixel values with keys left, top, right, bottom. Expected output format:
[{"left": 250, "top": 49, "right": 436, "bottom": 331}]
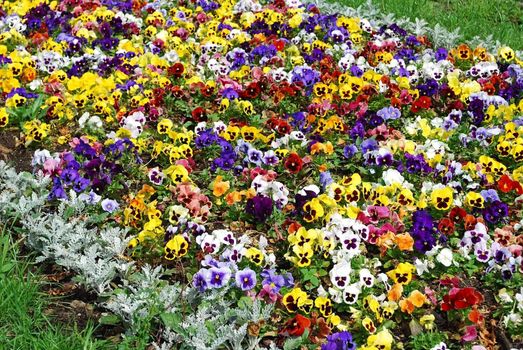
[{"left": 394, "top": 233, "right": 414, "bottom": 251}]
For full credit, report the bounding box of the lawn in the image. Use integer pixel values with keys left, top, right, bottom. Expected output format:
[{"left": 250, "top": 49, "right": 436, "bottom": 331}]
[
  {"left": 0, "top": 234, "right": 110, "bottom": 350},
  {"left": 330, "top": 0, "right": 523, "bottom": 50}
]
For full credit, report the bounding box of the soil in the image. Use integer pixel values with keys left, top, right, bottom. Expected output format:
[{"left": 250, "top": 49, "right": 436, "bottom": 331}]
[
  {"left": 35, "top": 262, "right": 125, "bottom": 342},
  {"left": 0, "top": 128, "right": 34, "bottom": 172}
]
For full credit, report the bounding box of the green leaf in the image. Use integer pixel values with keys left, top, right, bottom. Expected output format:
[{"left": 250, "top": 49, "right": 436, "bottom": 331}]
[
  {"left": 205, "top": 319, "right": 216, "bottom": 335},
  {"left": 238, "top": 295, "right": 253, "bottom": 309},
  {"left": 309, "top": 276, "right": 320, "bottom": 287},
  {"left": 63, "top": 206, "right": 75, "bottom": 220},
  {"left": 160, "top": 312, "right": 182, "bottom": 329},
  {"left": 317, "top": 269, "right": 328, "bottom": 277},
  {"left": 0, "top": 262, "right": 14, "bottom": 274},
  {"left": 283, "top": 335, "right": 304, "bottom": 350},
  {"left": 99, "top": 314, "right": 120, "bottom": 325}
]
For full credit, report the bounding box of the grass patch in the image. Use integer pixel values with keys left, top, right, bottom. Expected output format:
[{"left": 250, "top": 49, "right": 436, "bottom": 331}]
[
  {"left": 335, "top": 0, "right": 523, "bottom": 49},
  {"left": 0, "top": 233, "right": 111, "bottom": 350}
]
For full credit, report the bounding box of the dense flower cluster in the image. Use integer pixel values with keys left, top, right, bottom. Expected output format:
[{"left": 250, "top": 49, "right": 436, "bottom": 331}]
[{"left": 1, "top": 0, "right": 523, "bottom": 348}]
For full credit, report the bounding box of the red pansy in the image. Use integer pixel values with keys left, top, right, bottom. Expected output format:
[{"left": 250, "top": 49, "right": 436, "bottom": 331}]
[
  {"left": 498, "top": 175, "right": 517, "bottom": 193},
  {"left": 284, "top": 153, "right": 303, "bottom": 174},
  {"left": 438, "top": 218, "right": 455, "bottom": 235},
  {"left": 441, "top": 287, "right": 483, "bottom": 311},
  {"left": 168, "top": 62, "right": 184, "bottom": 78},
  {"left": 279, "top": 314, "right": 311, "bottom": 337},
  {"left": 449, "top": 207, "right": 467, "bottom": 223},
  {"left": 191, "top": 107, "right": 207, "bottom": 122}
]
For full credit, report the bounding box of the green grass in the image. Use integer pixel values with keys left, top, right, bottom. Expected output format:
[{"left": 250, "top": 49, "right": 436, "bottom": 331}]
[
  {"left": 0, "top": 233, "right": 112, "bottom": 350},
  {"left": 336, "top": 0, "right": 523, "bottom": 50}
]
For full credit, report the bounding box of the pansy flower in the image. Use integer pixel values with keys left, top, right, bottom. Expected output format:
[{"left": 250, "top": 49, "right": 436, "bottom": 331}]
[
  {"left": 235, "top": 268, "right": 257, "bottom": 291},
  {"left": 208, "top": 266, "right": 232, "bottom": 289},
  {"left": 387, "top": 262, "right": 415, "bottom": 285},
  {"left": 165, "top": 235, "right": 189, "bottom": 260},
  {"left": 284, "top": 152, "right": 303, "bottom": 174}
]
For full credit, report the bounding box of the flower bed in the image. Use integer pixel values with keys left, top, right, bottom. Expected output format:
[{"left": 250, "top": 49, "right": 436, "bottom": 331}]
[{"left": 1, "top": 0, "right": 523, "bottom": 349}]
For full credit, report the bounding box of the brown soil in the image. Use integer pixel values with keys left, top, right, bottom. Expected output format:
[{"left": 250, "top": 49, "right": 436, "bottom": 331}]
[
  {"left": 37, "top": 262, "right": 125, "bottom": 342},
  {"left": 0, "top": 128, "right": 34, "bottom": 172}
]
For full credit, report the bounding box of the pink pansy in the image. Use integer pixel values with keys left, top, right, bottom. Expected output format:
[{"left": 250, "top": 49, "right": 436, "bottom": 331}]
[
  {"left": 367, "top": 225, "right": 382, "bottom": 244},
  {"left": 249, "top": 168, "right": 278, "bottom": 182},
  {"left": 175, "top": 28, "right": 189, "bottom": 40},
  {"left": 43, "top": 158, "right": 61, "bottom": 176},
  {"left": 251, "top": 67, "right": 263, "bottom": 80},
  {"left": 195, "top": 12, "right": 208, "bottom": 23},
  {"left": 356, "top": 103, "right": 369, "bottom": 118},
  {"left": 258, "top": 284, "right": 280, "bottom": 303},
  {"left": 367, "top": 206, "right": 390, "bottom": 222},
  {"left": 357, "top": 212, "right": 371, "bottom": 225},
  {"left": 494, "top": 227, "right": 512, "bottom": 246},
  {"left": 399, "top": 89, "right": 412, "bottom": 104},
  {"left": 92, "top": 141, "right": 103, "bottom": 154},
  {"left": 424, "top": 287, "right": 438, "bottom": 305},
  {"left": 368, "top": 124, "right": 390, "bottom": 139},
  {"left": 379, "top": 223, "right": 397, "bottom": 235},
  {"left": 390, "top": 212, "right": 405, "bottom": 231},
  {"left": 217, "top": 76, "right": 242, "bottom": 91},
  {"left": 177, "top": 184, "right": 196, "bottom": 204},
  {"left": 462, "top": 325, "right": 477, "bottom": 342},
  {"left": 68, "top": 137, "right": 81, "bottom": 148},
  {"left": 508, "top": 244, "right": 522, "bottom": 257}
]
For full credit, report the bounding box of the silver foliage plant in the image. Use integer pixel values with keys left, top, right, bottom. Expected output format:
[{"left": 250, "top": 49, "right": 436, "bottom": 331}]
[
  {"left": 312, "top": 0, "right": 507, "bottom": 53},
  {"left": 104, "top": 264, "right": 276, "bottom": 349},
  {"left": 0, "top": 161, "right": 133, "bottom": 294},
  {"left": 0, "top": 160, "right": 276, "bottom": 349},
  {"left": 150, "top": 285, "right": 276, "bottom": 350}
]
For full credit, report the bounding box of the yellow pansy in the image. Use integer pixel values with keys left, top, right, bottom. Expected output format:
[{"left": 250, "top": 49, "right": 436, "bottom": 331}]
[
  {"left": 282, "top": 288, "right": 312, "bottom": 313},
  {"left": 291, "top": 243, "right": 314, "bottom": 267},
  {"left": 498, "top": 46, "right": 515, "bottom": 61},
  {"left": 164, "top": 164, "right": 190, "bottom": 184},
  {"left": 314, "top": 296, "right": 333, "bottom": 317},
  {"left": 167, "top": 205, "right": 189, "bottom": 224},
  {"left": 0, "top": 108, "right": 8, "bottom": 127},
  {"left": 245, "top": 247, "right": 264, "bottom": 265},
  {"left": 241, "top": 125, "right": 258, "bottom": 141},
  {"left": 164, "top": 235, "right": 189, "bottom": 260},
  {"left": 6, "top": 93, "right": 26, "bottom": 108},
  {"left": 465, "top": 191, "right": 484, "bottom": 208},
  {"left": 366, "top": 329, "right": 393, "bottom": 350},
  {"left": 302, "top": 197, "right": 325, "bottom": 222},
  {"left": 387, "top": 262, "right": 415, "bottom": 285},
  {"left": 431, "top": 187, "right": 453, "bottom": 210},
  {"left": 288, "top": 227, "right": 317, "bottom": 247}
]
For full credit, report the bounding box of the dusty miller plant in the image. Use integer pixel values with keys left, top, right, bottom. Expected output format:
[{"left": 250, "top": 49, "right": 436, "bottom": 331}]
[
  {"left": 311, "top": 0, "right": 514, "bottom": 54},
  {"left": 0, "top": 161, "right": 133, "bottom": 293},
  {"left": 152, "top": 286, "right": 274, "bottom": 350}
]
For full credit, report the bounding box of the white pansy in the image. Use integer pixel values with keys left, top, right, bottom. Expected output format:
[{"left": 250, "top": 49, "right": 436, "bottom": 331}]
[
  {"left": 498, "top": 289, "right": 513, "bottom": 303},
  {"left": 28, "top": 79, "right": 43, "bottom": 91},
  {"left": 343, "top": 284, "right": 361, "bottom": 304},
  {"left": 415, "top": 258, "right": 430, "bottom": 275},
  {"left": 329, "top": 261, "right": 352, "bottom": 289},
  {"left": 328, "top": 287, "right": 343, "bottom": 304},
  {"left": 31, "top": 149, "right": 53, "bottom": 167},
  {"left": 359, "top": 268, "right": 375, "bottom": 288},
  {"left": 436, "top": 248, "right": 454, "bottom": 267}
]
